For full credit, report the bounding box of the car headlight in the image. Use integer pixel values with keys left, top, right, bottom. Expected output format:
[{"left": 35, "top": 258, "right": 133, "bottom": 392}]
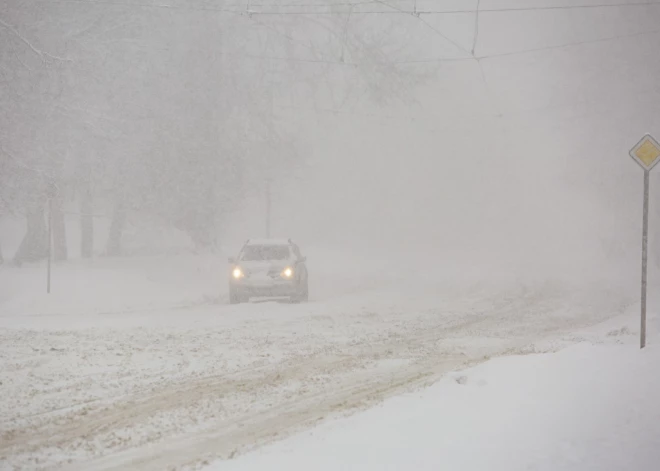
[
  {"left": 232, "top": 267, "right": 244, "bottom": 279},
  {"left": 281, "top": 267, "right": 293, "bottom": 278}
]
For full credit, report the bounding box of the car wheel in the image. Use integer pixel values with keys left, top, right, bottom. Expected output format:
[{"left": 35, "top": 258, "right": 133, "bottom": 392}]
[
  {"left": 229, "top": 289, "right": 242, "bottom": 304},
  {"left": 301, "top": 280, "right": 309, "bottom": 302},
  {"left": 292, "top": 279, "right": 309, "bottom": 303}
]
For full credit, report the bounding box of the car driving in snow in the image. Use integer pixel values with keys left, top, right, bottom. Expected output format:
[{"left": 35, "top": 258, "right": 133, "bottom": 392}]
[{"left": 228, "top": 238, "right": 309, "bottom": 304}]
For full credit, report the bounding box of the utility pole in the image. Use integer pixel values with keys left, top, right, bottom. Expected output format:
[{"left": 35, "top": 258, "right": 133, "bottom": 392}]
[
  {"left": 265, "top": 56, "right": 274, "bottom": 239},
  {"left": 47, "top": 195, "right": 53, "bottom": 294},
  {"left": 45, "top": 178, "right": 58, "bottom": 294},
  {"left": 266, "top": 177, "right": 271, "bottom": 238}
]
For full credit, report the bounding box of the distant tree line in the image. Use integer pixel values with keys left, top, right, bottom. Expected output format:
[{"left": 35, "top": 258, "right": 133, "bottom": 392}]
[{"left": 0, "top": 1, "right": 432, "bottom": 264}]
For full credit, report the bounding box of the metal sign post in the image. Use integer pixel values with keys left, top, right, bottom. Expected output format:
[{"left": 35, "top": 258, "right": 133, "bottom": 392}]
[
  {"left": 266, "top": 177, "right": 271, "bottom": 238},
  {"left": 629, "top": 133, "right": 660, "bottom": 349},
  {"left": 45, "top": 180, "right": 57, "bottom": 295},
  {"left": 47, "top": 197, "right": 52, "bottom": 294}
]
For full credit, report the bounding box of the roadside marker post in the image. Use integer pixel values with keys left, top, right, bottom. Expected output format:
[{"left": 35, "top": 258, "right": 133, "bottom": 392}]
[
  {"left": 629, "top": 134, "right": 660, "bottom": 349},
  {"left": 45, "top": 180, "right": 58, "bottom": 295},
  {"left": 47, "top": 197, "right": 52, "bottom": 294}
]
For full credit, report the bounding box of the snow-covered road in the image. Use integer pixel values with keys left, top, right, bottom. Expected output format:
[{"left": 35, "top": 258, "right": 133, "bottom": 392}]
[
  {"left": 0, "top": 256, "right": 635, "bottom": 470},
  {"left": 204, "top": 340, "right": 660, "bottom": 471}
]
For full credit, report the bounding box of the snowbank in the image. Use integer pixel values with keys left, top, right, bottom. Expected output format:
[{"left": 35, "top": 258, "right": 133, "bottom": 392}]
[
  {"left": 206, "top": 342, "right": 660, "bottom": 471},
  {"left": 0, "top": 254, "right": 226, "bottom": 318},
  {"left": 0, "top": 241, "right": 645, "bottom": 470},
  {"left": 0, "top": 244, "right": 551, "bottom": 320},
  {"left": 0, "top": 245, "right": 403, "bottom": 318}
]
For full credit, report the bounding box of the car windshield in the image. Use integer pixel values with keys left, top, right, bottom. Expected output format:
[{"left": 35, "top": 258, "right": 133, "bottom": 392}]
[{"left": 241, "top": 245, "right": 290, "bottom": 261}]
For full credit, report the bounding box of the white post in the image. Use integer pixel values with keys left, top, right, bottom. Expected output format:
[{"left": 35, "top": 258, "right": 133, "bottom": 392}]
[
  {"left": 641, "top": 169, "right": 650, "bottom": 349},
  {"left": 266, "top": 177, "right": 271, "bottom": 238},
  {"left": 47, "top": 197, "right": 52, "bottom": 294}
]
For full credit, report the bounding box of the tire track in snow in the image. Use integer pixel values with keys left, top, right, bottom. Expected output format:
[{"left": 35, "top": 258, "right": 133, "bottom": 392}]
[
  {"left": 0, "top": 303, "right": 495, "bottom": 463},
  {"left": 0, "top": 286, "right": 630, "bottom": 469}
]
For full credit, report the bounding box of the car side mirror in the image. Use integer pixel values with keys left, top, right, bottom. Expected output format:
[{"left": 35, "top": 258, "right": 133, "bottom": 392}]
[{"left": 228, "top": 256, "right": 236, "bottom": 264}]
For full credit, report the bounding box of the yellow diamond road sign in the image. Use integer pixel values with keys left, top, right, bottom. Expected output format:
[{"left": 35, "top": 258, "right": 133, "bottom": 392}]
[{"left": 630, "top": 134, "right": 660, "bottom": 170}]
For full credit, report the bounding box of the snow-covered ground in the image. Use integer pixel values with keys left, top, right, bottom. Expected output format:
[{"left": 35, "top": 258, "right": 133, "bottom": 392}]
[
  {"left": 0, "top": 251, "right": 648, "bottom": 470},
  {"left": 206, "top": 338, "right": 660, "bottom": 471}
]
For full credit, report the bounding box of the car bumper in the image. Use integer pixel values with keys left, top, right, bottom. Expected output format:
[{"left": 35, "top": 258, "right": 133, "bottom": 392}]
[{"left": 230, "top": 280, "right": 298, "bottom": 298}]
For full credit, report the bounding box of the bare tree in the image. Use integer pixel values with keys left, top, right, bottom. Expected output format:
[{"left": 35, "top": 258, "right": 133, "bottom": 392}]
[{"left": 1, "top": 0, "right": 441, "bottom": 257}]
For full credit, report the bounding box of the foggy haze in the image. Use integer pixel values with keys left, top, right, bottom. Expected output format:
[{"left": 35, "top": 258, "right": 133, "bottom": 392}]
[
  {"left": 1, "top": 0, "right": 659, "bottom": 286},
  {"left": 2, "top": 1, "right": 660, "bottom": 468}
]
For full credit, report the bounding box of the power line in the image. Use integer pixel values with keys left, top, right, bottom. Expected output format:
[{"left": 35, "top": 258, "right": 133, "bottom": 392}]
[
  {"left": 478, "top": 27, "right": 660, "bottom": 60},
  {"left": 223, "top": 50, "right": 357, "bottom": 64},
  {"left": 392, "top": 57, "right": 472, "bottom": 64},
  {"left": 22, "top": 0, "right": 660, "bottom": 67},
  {"left": 36, "top": 0, "right": 242, "bottom": 14},
  {"left": 32, "top": 0, "right": 660, "bottom": 16},
  {"left": 238, "top": 0, "right": 660, "bottom": 15},
  {"left": 375, "top": 0, "right": 471, "bottom": 56},
  {"left": 28, "top": 0, "right": 355, "bottom": 64},
  {"left": 464, "top": 0, "right": 660, "bottom": 14},
  {"left": 275, "top": 100, "right": 605, "bottom": 131},
  {"left": 0, "top": 17, "right": 72, "bottom": 61},
  {"left": 471, "top": 0, "right": 480, "bottom": 56},
  {"left": 247, "top": 0, "right": 659, "bottom": 8},
  {"left": 389, "top": 27, "right": 660, "bottom": 63},
  {"left": 248, "top": 0, "right": 375, "bottom": 6}
]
